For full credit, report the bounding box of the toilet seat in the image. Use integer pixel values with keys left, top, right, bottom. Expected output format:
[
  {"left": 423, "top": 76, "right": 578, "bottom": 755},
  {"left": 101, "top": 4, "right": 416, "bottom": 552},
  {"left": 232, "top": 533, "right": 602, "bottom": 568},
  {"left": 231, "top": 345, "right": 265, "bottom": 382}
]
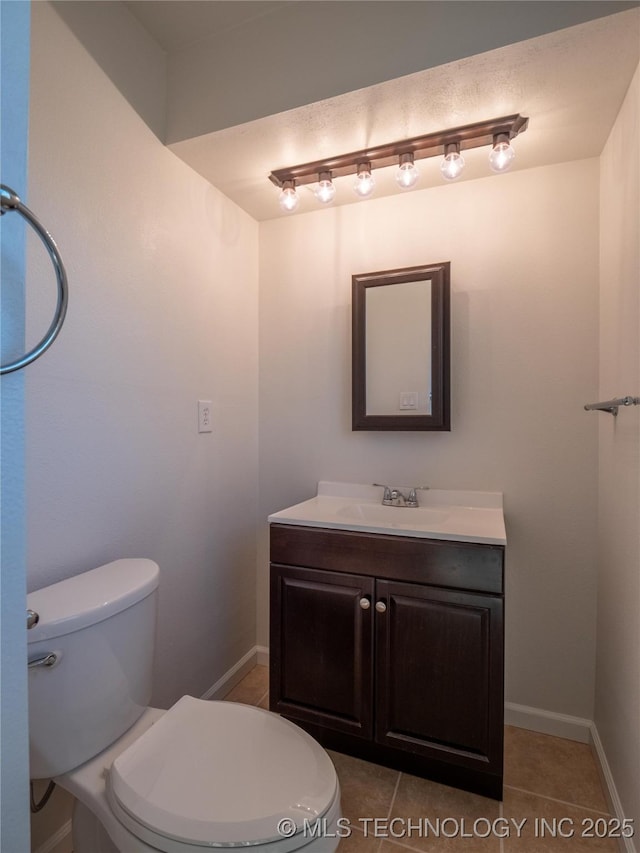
[{"left": 107, "top": 696, "right": 338, "bottom": 852}]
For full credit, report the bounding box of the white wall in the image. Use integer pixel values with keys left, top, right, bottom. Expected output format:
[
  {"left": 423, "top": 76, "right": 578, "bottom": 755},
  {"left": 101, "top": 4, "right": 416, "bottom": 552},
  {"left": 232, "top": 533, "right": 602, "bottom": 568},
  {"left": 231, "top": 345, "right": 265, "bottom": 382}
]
[
  {"left": 27, "top": 2, "right": 259, "bottom": 711},
  {"left": 258, "top": 159, "right": 600, "bottom": 721},
  {"left": 595, "top": 65, "right": 640, "bottom": 832}
]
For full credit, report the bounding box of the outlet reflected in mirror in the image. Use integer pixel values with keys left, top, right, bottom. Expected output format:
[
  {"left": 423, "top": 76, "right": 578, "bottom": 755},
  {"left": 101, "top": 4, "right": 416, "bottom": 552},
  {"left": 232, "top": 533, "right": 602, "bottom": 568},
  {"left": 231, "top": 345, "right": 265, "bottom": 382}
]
[{"left": 352, "top": 263, "right": 450, "bottom": 431}]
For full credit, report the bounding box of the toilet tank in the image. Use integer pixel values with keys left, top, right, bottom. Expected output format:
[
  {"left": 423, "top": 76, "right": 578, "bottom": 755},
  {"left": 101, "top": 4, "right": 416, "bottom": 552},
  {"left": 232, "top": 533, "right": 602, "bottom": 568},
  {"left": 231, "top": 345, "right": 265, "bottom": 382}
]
[{"left": 27, "top": 559, "right": 159, "bottom": 779}]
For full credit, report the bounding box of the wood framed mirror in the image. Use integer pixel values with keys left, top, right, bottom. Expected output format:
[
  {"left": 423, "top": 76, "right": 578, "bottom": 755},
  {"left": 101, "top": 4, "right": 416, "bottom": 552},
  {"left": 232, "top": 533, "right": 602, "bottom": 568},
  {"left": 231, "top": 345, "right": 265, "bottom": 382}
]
[{"left": 352, "top": 262, "right": 450, "bottom": 431}]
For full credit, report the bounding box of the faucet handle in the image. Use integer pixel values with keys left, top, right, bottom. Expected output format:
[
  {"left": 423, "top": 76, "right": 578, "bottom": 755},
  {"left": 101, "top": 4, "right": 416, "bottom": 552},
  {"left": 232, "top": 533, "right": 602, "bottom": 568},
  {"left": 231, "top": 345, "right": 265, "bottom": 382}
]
[
  {"left": 407, "top": 486, "right": 429, "bottom": 506},
  {"left": 373, "top": 484, "right": 393, "bottom": 504}
]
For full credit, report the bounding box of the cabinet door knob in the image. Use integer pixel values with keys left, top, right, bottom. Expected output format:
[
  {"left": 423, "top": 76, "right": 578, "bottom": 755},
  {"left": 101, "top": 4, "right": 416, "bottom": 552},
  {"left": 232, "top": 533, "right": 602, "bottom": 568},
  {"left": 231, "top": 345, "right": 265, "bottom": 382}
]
[
  {"left": 375, "top": 600, "right": 387, "bottom": 613},
  {"left": 359, "top": 597, "right": 371, "bottom": 610}
]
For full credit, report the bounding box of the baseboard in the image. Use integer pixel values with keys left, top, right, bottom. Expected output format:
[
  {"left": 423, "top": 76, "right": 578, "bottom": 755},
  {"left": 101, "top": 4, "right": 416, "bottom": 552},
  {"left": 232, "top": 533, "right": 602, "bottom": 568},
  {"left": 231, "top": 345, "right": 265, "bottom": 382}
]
[
  {"left": 506, "top": 704, "right": 635, "bottom": 853},
  {"left": 505, "top": 701, "right": 591, "bottom": 743},
  {"left": 200, "top": 646, "right": 261, "bottom": 701},
  {"left": 32, "top": 819, "right": 72, "bottom": 853},
  {"left": 590, "top": 724, "right": 637, "bottom": 853},
  {"left": 200, "top": 645, "right": 269, "bottom": 701}
]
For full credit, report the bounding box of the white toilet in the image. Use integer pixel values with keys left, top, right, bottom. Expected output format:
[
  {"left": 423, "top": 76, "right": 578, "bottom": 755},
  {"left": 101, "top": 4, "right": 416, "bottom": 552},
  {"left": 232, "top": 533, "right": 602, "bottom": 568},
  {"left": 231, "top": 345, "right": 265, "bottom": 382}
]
[{"left": 27, "top": 559, "right": 341, "bottom": 853}]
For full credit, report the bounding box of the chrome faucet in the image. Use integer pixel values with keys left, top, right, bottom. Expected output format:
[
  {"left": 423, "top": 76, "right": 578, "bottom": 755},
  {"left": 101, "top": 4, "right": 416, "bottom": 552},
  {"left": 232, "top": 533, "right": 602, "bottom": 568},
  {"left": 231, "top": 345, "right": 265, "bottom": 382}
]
[{"left": 374, "top": 484, "right": 428, "bottom": 507}]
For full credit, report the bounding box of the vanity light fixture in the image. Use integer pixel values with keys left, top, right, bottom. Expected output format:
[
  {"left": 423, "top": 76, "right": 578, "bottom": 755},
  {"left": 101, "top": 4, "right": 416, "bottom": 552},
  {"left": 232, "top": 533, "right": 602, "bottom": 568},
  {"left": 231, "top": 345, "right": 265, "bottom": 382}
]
[
  {"left": 396, "top": 152, "right": 420, "bottom": 189},
  {"left": 278, "top": 179, "right": 299, "bottom": 213},
  {"left": 440, "top": 142, "right": 465, "bottom": 181},
  {"left": 315, "top": 171, "right": 336, "bottom": 204},
  {"left": 353, "top": 161, "right": 375, "bottom": 198},
  {"left": 269, "top": 113, "right": 528, "bottom": 212},
  {"left": 489, "top": 133, "right": 516, "bottom": 173}
]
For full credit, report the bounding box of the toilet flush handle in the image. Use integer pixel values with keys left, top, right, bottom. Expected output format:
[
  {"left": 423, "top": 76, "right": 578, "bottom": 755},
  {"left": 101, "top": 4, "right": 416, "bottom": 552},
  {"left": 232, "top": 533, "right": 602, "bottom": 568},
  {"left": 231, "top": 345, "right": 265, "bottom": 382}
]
[{"left": 28, "top": 653, "right": 59, "bottom": 669}]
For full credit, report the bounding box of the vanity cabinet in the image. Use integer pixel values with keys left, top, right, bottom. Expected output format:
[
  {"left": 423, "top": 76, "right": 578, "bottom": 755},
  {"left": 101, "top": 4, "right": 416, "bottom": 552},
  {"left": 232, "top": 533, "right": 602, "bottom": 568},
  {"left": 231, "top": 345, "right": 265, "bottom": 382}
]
[{"left": 269, "top": 524, "right": 505, "bottom": 799}]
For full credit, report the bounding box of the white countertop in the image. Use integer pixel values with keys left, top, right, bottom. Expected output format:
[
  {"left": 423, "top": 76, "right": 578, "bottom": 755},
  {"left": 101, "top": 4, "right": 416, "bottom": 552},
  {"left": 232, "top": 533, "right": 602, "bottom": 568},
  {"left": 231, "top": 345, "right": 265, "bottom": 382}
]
[{"left": 268, "top": 481, "right": 506, "bottom": 546}]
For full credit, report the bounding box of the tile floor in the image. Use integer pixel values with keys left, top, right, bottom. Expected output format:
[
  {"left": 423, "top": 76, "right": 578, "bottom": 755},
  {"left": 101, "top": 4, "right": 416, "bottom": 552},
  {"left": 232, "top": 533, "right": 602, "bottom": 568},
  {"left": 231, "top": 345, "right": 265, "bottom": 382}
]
[{"left": 223, "top": 666, "right": 624, "bottom": 852}]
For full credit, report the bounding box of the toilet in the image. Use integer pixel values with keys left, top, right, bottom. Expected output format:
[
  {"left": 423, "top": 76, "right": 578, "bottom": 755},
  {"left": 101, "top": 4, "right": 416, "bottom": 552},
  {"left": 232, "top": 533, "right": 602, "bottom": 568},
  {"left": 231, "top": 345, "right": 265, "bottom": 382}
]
[{"left": 27, "top": 559, "right": 341, "bottom": 853}]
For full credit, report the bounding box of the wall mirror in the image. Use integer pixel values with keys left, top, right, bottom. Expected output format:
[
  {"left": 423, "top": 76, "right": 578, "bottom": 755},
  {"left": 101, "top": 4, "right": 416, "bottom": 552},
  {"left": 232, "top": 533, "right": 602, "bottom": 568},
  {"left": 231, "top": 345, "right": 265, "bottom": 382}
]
[{"left": 352, "top": 262, "right": 450, "bottom": 431}]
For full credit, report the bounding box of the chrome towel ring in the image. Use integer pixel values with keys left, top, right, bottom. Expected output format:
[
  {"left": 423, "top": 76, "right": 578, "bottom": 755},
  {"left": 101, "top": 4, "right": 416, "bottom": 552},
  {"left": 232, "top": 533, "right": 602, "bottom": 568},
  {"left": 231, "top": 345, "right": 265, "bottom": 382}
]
[{"left": 0, "top": 184, "right": 69, "bottom": 375}]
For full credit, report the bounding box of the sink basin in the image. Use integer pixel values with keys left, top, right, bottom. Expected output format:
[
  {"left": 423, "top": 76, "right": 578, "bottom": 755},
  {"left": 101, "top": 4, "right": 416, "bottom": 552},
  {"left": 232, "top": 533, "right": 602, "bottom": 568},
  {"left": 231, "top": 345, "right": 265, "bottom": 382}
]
[
  {"left": 268, "top": 482, "right": 507, "bottom": 545},
  {"left": 336, "top": 503, "right": 449, "bottom": 527}
]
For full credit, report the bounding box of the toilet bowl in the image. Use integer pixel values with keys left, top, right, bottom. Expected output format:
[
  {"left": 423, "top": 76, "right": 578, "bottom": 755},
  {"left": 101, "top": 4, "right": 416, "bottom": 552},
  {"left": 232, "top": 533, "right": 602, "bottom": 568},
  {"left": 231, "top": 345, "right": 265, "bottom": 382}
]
[{"left": 27, "top": 560, "right": 341, "bottom": 853}]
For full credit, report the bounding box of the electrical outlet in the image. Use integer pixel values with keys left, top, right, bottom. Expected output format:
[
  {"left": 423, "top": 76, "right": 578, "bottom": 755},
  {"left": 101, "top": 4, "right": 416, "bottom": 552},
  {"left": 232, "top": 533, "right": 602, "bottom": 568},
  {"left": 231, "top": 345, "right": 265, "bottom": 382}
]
[
  {"left": 198, "top": 400, "right": 212, "bottom": 433},
  {"left": 399, "top": 392, "right": 418, "bottom": 410}
]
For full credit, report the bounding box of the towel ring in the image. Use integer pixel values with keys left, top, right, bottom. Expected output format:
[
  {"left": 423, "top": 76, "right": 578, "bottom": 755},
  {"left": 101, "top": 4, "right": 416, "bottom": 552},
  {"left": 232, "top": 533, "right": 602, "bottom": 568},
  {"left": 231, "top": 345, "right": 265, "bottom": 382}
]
[{"left": 0, "top": 185, "right": 68, "bottom": 375}]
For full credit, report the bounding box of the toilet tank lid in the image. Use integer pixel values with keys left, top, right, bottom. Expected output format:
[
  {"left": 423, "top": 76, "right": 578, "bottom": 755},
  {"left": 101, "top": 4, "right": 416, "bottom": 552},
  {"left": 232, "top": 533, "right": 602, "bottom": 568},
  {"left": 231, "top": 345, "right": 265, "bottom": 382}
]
[{"left": 27, "top": 559, "right": 159, "bottom": 643}]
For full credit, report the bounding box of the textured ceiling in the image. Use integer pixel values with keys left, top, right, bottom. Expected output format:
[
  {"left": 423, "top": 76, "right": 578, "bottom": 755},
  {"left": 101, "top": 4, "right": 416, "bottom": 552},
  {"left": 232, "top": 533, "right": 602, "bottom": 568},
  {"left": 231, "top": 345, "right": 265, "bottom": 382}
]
[
  {"left": 166, "top": 9, "right": 639, "bottom": 220},
  {"left": 122, "top": 3, "right": 640, "bottom": 221}
]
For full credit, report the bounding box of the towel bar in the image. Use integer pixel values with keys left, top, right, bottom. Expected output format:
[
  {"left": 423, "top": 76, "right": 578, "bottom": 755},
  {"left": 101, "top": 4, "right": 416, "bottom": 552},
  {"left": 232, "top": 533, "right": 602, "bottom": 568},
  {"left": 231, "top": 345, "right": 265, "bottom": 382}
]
[{"left": 584, "top": 396, "right": 640, "bottom": 416}]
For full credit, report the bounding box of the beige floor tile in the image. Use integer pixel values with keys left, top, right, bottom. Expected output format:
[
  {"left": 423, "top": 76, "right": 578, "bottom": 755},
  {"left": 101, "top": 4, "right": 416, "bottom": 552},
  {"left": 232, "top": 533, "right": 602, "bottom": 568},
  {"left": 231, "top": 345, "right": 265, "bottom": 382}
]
[
  {"left": 339, "top": 827, "right": 384, "bottom": 852},
  {"left": 502, "top": 788, "right": 620, "bottom": 852},
  {"left": 335, "top": 829, "right": 415, "bottom": 852},
  {"left": 504, "top": 727, "right": 610, "bottom": 812},
  {"left": 389, "top": 773, "right": 500, "bottom": 852},
  {"left": 329, "top": 750, "right": 400, "bottom": 826},
  {"left": 380, "top": 842, "right": 419, "bottom": 853},
  {"left": 220, "top": 678, "right": 619, "bottom": 853},
  {"left": 223, "top": 664, "right": 269, "bottom": 706}
]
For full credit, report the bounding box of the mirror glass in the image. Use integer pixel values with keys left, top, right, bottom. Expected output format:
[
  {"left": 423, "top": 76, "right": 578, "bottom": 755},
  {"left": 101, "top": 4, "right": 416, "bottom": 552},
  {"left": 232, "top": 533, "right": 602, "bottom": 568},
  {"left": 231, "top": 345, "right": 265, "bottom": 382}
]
[
  {"left": 352, "top": 263, "right": 450, "bottom": 431},
  {"left": 366, "top": 280, "right": 432, "bottom": 415}
]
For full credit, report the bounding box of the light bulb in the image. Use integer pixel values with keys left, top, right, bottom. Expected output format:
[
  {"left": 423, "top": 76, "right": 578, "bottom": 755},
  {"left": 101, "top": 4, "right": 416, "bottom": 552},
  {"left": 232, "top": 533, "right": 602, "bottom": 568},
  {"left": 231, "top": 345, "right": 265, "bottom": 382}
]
[
  {"left": 278, "top": 181, "right": 299, "bottom": 212},
  {"left": 315, "top": 171, "right": 335, "bottom": 204},
  {"left": 396, "top": 153, "right": 419, "bottom": 189},
  {"left": 440, "top": 143, "right": 465, "bottom": 181},
  {"left": 354, "top": 162, "right": 375, "bottom": 198},
  {"left": 489, "top": 134, "right": 515, "bottom": 173}
]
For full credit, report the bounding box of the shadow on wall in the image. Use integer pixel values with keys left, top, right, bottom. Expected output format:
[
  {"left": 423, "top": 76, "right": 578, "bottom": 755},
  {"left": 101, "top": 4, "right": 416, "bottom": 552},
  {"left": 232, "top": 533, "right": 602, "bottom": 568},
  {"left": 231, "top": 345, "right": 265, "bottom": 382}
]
[{"left": 51, "top": 0, "right": 166, "bottom": 140}]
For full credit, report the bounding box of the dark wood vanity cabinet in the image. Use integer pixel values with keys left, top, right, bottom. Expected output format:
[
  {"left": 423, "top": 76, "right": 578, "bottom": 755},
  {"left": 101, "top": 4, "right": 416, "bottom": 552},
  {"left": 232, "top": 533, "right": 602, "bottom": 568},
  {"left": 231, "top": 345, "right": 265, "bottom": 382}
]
[{"left": 270, "top": 524, "right": 505, "bottom": 799}]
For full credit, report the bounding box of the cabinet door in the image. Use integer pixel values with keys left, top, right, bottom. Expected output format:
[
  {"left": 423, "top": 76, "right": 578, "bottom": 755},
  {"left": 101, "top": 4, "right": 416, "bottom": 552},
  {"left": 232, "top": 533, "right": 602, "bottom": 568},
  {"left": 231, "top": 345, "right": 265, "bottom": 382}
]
[
  {"left": 375, "top": 579, "right": 503, "bottom": 774},
  {"left": 270, "top": 564, "right": 374, "bottom": 738}
]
